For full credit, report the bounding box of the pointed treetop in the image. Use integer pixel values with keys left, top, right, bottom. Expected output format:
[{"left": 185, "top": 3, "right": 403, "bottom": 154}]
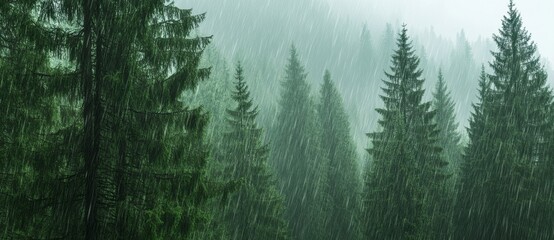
[
  {"left": 433, "top": 68, "right": 449, "bottom": 102},
  {"left": 388, "top": 25, "right": 421, "bottom": 79},
  {"left": 503, "top": 0, "right": 522, "bottom": 27},
  {"left": 233, "top": 61, "right": 247, "bottom": 96},
  {"left": 289, "top": 43, "right": 298, "bottom": 60},
  {"left": 323, "top": 70, "right": 331, "bottom": 84},
  {"left": 394, "top": 24, "right": 415, "bottom": 56},
  {"left": 235, "top": 60, "right": 244, "bottom": 81},
  {"left": 477, "top": 64, "right": 490, "bottom": 100},
  {"left": 399, "top": 24, "right": 409, "bottom": 42},
  {"left": 287, "top": 43, "right": 301, "bottom": 68}
]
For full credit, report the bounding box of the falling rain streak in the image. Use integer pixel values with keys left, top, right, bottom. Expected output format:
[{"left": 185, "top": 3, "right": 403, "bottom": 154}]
[{"left": 1, "top": 0, "right": 553, "bottom": 239}]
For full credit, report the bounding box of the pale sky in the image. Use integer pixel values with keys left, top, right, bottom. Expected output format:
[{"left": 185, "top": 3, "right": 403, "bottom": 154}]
[{"left": 327, "top": 0, "right": 554, "bottom": 64}]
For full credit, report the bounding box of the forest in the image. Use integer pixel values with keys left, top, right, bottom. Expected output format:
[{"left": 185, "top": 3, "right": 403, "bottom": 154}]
[{"left": 1, "top": 0, "right": 553, "bottom": 239}]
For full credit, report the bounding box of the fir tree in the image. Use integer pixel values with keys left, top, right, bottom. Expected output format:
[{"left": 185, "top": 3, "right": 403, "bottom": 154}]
[
  {"left": 1, "top": 1, "right": 228, "bottom": 239},
  {"left": 0, "top": 1, "right": 82, "bottom": 238},
  {"left": 454, "top": 66, "right": 492, "bottom": 240},
  {"left": 221, "top": 63, "right": 290, "bottom": 240},
  {"left": 271, "top": 45, "right": 326, "bottom": 239},
  {"left": 363, "top": 26, "right": 448, "bottom": 240},
  {"left": 455, "top": 2, "right": 554, "bottom": 239},
  {"left": 431, "top": 69, "right": 462, "bottom": 239},
  {"left": 318, "top": 71, "right": 363, "bottom": 240},
  {"left": 433, "top": 70, "right": 462, "bottom": 182}
]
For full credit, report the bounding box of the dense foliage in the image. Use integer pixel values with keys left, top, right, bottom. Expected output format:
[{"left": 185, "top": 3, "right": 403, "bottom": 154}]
[{"left": 1, "top": 1, "right": 552, "bottom": 240}]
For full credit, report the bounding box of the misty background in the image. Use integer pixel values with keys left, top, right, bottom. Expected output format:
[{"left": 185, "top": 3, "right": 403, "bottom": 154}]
[{"left": 177, "top": 0, "right": 554, "bottom": 158}]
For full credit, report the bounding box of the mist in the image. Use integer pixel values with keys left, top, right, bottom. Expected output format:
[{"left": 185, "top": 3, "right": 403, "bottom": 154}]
[
  {"left": 2, "top": 1, "right": 554, "bottom": 239},
  {"left": 328, "top": 0, "right": 554, "bottom": 63}
]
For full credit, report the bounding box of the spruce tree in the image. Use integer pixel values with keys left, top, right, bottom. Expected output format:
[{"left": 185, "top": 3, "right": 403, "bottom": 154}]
[
  {"left": 221, "top": 63, "right": 289, "bottom": 240},
  {"left": 1, "top": 1, "right": 227, "bottom": 239},
  {"left": 0, "top": 1, "right": 82, "bottom": 237},
  {"left": 455, "top": 66, "right": 492, "bottom": 240},
  {"left": 271, "top": 45, "right": 326, "bottom": 239},
  {"left": 455, "top": 2, "right": 554, "bottom": 239},
  {"left": 363, "top": 26, "right": 448, "bottom": 240},
  {"left": 433, "top": 70, "right": 462, "bottom": 182},
  {"left": 318, "top": 71, "right": 363, "bottom": 240},
  {"left": 431, "top": 70, "right": 462, "bottom": 239}
]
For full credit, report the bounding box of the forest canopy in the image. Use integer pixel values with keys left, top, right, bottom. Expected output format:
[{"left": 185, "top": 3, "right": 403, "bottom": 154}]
[{"left": 1, "top": 0, "right": 553, "bottom": 239}]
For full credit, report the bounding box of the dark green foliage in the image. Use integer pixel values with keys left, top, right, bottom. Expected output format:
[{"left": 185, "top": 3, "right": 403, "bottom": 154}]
[
  {"left": 363, "top": 26, "right": 448, "bottom": 240},
  {"left": 318, "top": 71, "right": 363, "bottom": 240},
  {"left": 455, "top": 2, "right": 554, "bottom": 239},
  {"left": 221, "top": 63, "right": 290, "bottom": 240},
  {"left": 433, "top": 70, "right": 462, "bottom": 178},
  {"left": 0, "top": 1, "right": 82, "bottom": 238},
  {"left": 271, "top": 45, "right": 326, "bottom": 239},
  {"left": 2, "top": 1, "right": 226, "bottom": 239},
  {"left": 431, "top": 70, "right": 463, "bottom": 239}
]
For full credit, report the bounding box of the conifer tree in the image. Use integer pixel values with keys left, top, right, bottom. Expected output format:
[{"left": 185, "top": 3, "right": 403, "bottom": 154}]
[
  {"left": 318, "top": 71, "right": 363, "bottom": 240},
  {"left": 454, "top": 66, "right": 492, "bottom": 240},
  {"left": 433, "top": 70, "right": 462, "bottom": 182},
  {"left": 271, "top": 45, "right": 326, "bottom": 239},
  {"left": 430, "top": 70, "right": 462, "bottom": 239},
  {"left": 0, "top": 1, "right": 83, "bottom": 237},
  {"left": 455, "top": 2, "right": 554, "bottom": 239},
  {"left": 0, "top": 1, "right": 227, "bottom": 239},
  {"left": 221, "top": 63, "right": 290, "bottom": 240},
  {"left": 363, "top": 26, "right": 448, "bottom": 240}
]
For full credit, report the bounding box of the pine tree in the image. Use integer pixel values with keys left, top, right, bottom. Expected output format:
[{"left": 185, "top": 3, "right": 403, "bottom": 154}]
[
  {"left": 221, "top": 63, "right": 290, "bottom": 240},
  {"left": 271, "top": 45, "right": 326, "bottom": 239},
  {"left": 454, "top": 66, "right": 492, "bottom": 240},
  {"left": 1, "top": 1, "right": 227, "bottom": 239},
  {"left": 318, "top": 71, "right": 363, "bottom": 240},
  {"left": 431, "top": 69, "right": 462, "bottom": 239},
  {"left": 0, "top": 1, "right": 82, "bottom": 237},
  {"left": 433, "top": 70, "right": 462, "bottom": 182},
  {"left": 455, "top": 2, "right": 554, "bottom": 239},
  {"left": 363, "top": 26, "right": 448, "bottom": 240}
]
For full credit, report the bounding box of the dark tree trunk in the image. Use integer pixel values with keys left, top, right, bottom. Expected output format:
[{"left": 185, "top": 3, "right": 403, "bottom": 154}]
[{"left": 82, "top": 0, "right": 102, "bottom": 239}]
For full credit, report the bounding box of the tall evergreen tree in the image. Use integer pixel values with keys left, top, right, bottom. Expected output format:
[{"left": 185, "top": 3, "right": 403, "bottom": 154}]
[
  {"left": 363, "top": 26, "right": 448, "bottom": 240},
  {"left": 433, "top": 70, "right": 462, "bottom": 182},
  {"left": 318, "top": 70, "right": 363, "bottom": 240},
  {"left": 0, "top": 1, "right": 227, "bottom": 239},
  {"left": 431, "top": 69, "right": 463, "bottom": 239},
  {"left": 0, "top": 1, "right": 83, "bottom": 238},
  {"left": 455, "top": 2, "right": 554, "bottom": 239},
  {"left": 454, "top": 66, "right": 492, "bottom": 240},
  {"left": 221, "top": 63, "right": 289, "bottom": 240},
  {"left": 271, "top": 45, "right": 326, "bottom": 239}
]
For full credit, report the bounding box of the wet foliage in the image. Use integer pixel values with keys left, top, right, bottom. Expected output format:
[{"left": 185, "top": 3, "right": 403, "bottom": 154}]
[{"left": 1, "top": 0, "right": 553, "bottom": 239}]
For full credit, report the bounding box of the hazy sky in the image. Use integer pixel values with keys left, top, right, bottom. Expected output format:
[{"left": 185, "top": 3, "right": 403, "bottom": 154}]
[{"left": 327, "top": 0, "right": 553, "bottom": 63}]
